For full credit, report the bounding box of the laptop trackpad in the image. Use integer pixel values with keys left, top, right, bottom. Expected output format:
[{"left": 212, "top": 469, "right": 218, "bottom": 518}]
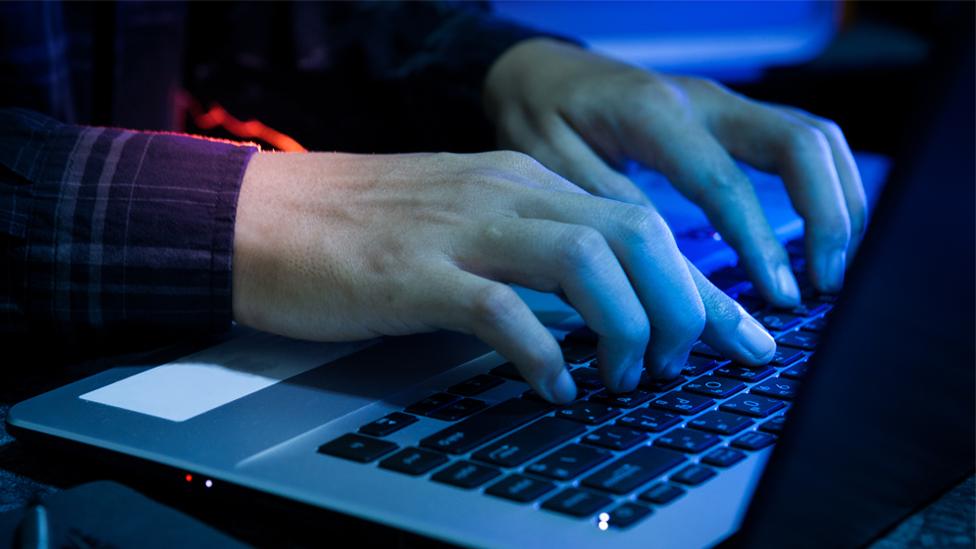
[{"left": 75, "top": 329, "right": 492, "bottom": 463}]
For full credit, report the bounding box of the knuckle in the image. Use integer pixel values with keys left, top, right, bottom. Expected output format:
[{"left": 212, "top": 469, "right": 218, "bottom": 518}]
[
  {"left": 556, "top": 226, "right": 607, "bottom": 270},
  {"left": 816, "top": 118, "right": 845, "bottom": 141},
  {"left": 471, "top": 283, "right": 522, "bottom": 328},
  {"left": 673, "top": 300, "right": 707, "bottom": 344},
  {"left": 489, "top": 149, "right": 540, "bottom": 172},
  {"left": 616, "top": 206, "right": 670, "bottom": 245},
  {"left": 784, "top": 124, "right": 830, "bottom": 156}
]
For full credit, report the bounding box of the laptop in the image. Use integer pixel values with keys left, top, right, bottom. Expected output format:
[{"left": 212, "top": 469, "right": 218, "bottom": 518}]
[{"left": 8, "top": 46, "right": 973, "bottom": 549}]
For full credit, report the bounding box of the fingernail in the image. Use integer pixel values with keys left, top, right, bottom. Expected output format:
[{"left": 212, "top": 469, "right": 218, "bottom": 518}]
[
  {"left": 776, "top": 264, "right": 801, "bottom": 303},
  {"left": 549, "top": 369, "right": 577, "bottom": 403},
  {"left": 823, "top": 249, "right": 847, "bottom": 293},
  {"left": 618, "top": 362, "right": 643, "bottom": 392},
  {"left": 736, "top": 314, "right": 776, "bottom": 361}
]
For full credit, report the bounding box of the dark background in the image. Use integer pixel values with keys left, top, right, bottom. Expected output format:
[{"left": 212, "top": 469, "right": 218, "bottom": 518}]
[{"left": 2, "top": 1, "right": 974, "bottom": 547}]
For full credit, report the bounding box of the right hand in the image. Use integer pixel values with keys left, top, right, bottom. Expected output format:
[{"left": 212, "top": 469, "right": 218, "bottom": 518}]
[{"left": 232, "top": 150, "right": 776, "bottom": 403}]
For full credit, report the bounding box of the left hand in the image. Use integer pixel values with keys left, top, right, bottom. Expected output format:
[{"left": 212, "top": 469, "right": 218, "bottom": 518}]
[{"left": 483, "top": 38, "right": 867, "bottom": 307}]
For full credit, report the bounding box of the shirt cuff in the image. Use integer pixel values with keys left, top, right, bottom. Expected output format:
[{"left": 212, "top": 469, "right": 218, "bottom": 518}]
[{"left": 0, "top": 108, "right": 258, "bottom": 346}]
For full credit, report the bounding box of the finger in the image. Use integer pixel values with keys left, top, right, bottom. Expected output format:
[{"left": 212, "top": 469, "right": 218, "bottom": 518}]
[
  {"left": 684, "top": 259, "right": 776, "bottom": 365},
  {"left": 529, "top": 115, "right": 653, "bottom": 207},
  {"left": 619, "top": 117, "right": 801, "bottom": 308},
  {"left": 458, "top": 217, "right": 650, "bottom": 392},
  {"left": 776, "top": 106, "right": 868, "bottom": 259},
  {"left": 707, "top": 98, "right": 852, "bottom": 293},
  {"left": 517, "top": 191, "right": 705, "bottom": 379},
  {"left": 426, "top": 267, "right": 577, "bottom": 403}
]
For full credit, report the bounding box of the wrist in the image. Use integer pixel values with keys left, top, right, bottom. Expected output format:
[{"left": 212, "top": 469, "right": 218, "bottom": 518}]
[{"left": 232, "top": 151, "right": 279, "bottom": 329}]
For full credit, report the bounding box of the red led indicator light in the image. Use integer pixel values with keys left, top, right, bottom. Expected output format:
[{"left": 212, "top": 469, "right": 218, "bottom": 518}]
[{"left": 185, "top": 474, "right": 193, "bottom": 483}]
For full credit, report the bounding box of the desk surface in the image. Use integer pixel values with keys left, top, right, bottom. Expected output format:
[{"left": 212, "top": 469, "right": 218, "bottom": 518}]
[{"left": 1, "top": 350, "right": 973, "bottom": 547}]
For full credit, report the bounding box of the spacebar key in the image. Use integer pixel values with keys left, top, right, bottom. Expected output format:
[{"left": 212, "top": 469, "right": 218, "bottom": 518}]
[{"left": 420, "top": 398, "right": 551, "bottom": 455}]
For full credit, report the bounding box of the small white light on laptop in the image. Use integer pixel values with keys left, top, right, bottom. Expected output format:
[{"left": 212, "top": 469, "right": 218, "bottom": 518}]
[
  {"left": 598, "top": 513, "right": 609, "bottom": 521},
  {"left": 597, "top": 512, "right": 610, "bottom": 530},
  {"left": 598, "top": 521, "right": 609, "bottom": 531},
  {"left": 205, "top": 479, "right": 213, "bottom": 488}
]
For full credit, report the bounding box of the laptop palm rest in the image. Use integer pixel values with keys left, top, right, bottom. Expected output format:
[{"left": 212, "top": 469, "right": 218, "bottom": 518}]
[{"left": 9, "top": 329, "right": 490, "bottom": 469}]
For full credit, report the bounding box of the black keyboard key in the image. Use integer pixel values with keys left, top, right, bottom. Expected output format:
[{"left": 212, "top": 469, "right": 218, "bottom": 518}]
[
  {"left": 682, "top": 355, "right": 722, "bottom": 377},
  {"left": 406, "top": 392, "right": 460, "bottom": 415},
  {"left": 654, "top": 427, "right": 721, "bottom": 453},
  {"left": 582, "top": 425, "right": 647, "bottom": 451},
  {"left": 714, "top": 364, "right": 775, "bottom": 382},
  {"left": 571, "top": 368, "right": 605, "bottom": 391},
  {"left": 777, "top": 330, "right": 819, "bottom": 350},
  {"left": 607, "top": 503, "right": 653, "bottom": 529},
  {"left": 617, "top": 408, "right": 682, "bottom": 433},
  {"left": 770, "top": 346, "right": 804, "bottom": 366},
  {"left": 732, "top": 431, "right": 778, "bottom": 450},
  {"left": 485, "top": 474, "right": 555, "bottom": 503},
  {"left": 562, "top": 342, "right": 597, "bottom": 364},
  {"left": 708, "top": 265, "right": 748, "bottom": 291},
  {"left": 671, "top": 464, "right": 717, "bottom": 486},
  {"left": 736, "top": 294, "right": 767, "bottom": 314},
  {"left": 688, "top": 411, "right": 754, "bottom": 436},
  {"left": 448, "top": 374, "right": 504, "bottom": 396},
  {"left": 639, "top": 482, "right": 686, "bottom": 505},
  {"left": 542, "top": 488, "right": 613, "bottom": 518},
  {"left": 701, "top": 447, "right": 747, "bottom": 467},
  {"left": 751, "top": 377, "right": 800, "bottom": 400},
  {"left": 379, "top": 448, "right": 448, "bottom": 475},
  {"left": 756, "top": 311, "right": 803, "bottom": 331},
  {"left": 683, "top": 375, "right": 746, "bottom": 398},
  {"left": 526, "top": 444, "right": 611, "bottom": 481},
  {"left": 521, "top": 389, "right": 548, "bottom": 403},
  {"left": 801, "top": 316, "right": 827, "bottom": 333},
  {"left": 557, "top": 401, "right": 621, "bottom": 425},
  {"left": 318, "top": 434, "right": 398, "bottom": 463},
  {"left": 359, "top": 412, "right": 418, "bottom": 437},
  {"left": 781, "top": 361, "right": 809, "bottom": 379},
  {"left": 760, "top": 415, "right": 788, "bottom": 434},
  {"left": 691, "top": 341, "right": 722, "bottom": 358},
  {"left": 650, "top": 391, "right": 715, "bottom": 415},
  {"left": 640, "top": 374, "right": 686, "bottom": 393},
  {"left": 590, "top": 389, "right": 653, "bottom": 408},
  {"left": 490, "top": 362, "right": 524, "bottom": 380},
  {"left": 472, "top": 417, "right": 585, "bottom": 467},
  {"left": 564, "top": 325, "right": 597, "bottom": 344},
  {"left": 583, "top": 447, "right": 686, "bottom": 494},
  {"left": 720, "top": 394, "right": 787, "bottom": 418},
  {"left": 428, "top": 398, "right": 488, "bottom": 421},
  {"left": 790, "top": 301, "right": 831, "bottom": 318},
  {"left": 420, "top": 398, "right": 551, "bottom": 454},
  {"left": 431, "top": 461, "right": 501, "bottom": 489}
]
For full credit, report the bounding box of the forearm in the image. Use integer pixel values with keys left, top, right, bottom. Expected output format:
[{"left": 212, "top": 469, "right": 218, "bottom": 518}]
[{"left": 0, "top": 108, "right": 257, "bottom": 352}]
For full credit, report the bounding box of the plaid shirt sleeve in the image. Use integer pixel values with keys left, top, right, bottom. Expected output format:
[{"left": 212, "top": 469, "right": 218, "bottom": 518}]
[{"left": 0, "top": 108, "right": 258, "bottom": 350}]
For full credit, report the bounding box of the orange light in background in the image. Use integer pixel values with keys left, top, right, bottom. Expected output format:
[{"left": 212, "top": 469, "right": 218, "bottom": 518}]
[{"left": 179, "top": 91, "right": 307, "bottom": 152}]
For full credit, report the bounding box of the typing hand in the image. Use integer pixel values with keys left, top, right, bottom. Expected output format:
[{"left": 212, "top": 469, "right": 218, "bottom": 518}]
[
  {"left": 233, "top": 151, "right": 775, "bottom": 403},
  {"left": 484, "top": 38, "right": 867, "bottom": 305}
]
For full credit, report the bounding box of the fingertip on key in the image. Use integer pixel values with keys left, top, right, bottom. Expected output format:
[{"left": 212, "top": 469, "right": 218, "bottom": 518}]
[
  {"left": 549, "top": 368, "right": 577, "bottom": 404},
  {"left": 736, "top": 314, "right": 776, "bottom": 363},
  {"left": 775, "top": 264, "right": 802, "bottom": 305}
]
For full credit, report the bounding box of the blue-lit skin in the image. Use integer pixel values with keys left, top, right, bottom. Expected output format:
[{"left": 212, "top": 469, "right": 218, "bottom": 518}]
[
  {"left": 484, "top": 38, "right": 864, "bottom": 302},
  {"left": 233, "top": 150, "right": 775, "bottom": 405}
]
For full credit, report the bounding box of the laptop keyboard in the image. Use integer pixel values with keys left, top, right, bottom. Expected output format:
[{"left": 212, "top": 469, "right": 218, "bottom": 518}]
[{"left": 317, "top": 240, "right": 832, "bottom": 530}]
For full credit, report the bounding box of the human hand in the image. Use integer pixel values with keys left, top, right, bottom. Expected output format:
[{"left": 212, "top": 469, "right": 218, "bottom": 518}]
[
  {"left": 484, "top": 38, "right": 867, "bottom": 306},
  {"left": 232, "top": 151, "right": 775, "bottom": 403}
]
